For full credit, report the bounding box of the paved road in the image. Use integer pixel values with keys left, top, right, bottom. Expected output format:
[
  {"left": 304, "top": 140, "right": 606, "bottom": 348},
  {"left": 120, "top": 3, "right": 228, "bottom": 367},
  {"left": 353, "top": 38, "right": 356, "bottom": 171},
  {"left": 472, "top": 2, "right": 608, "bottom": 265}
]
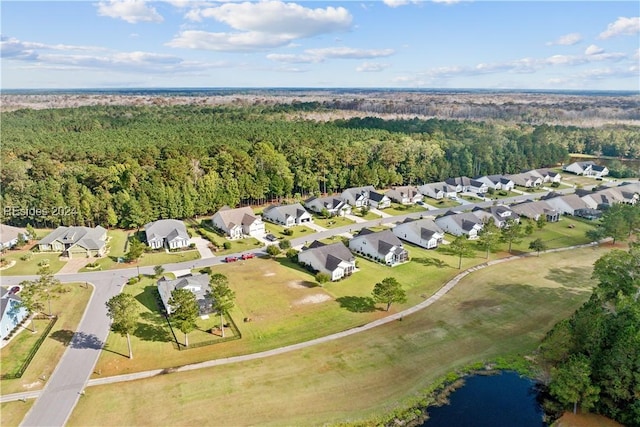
[{"left": 0, "top": 187, "right": 574, "bottom": 425}]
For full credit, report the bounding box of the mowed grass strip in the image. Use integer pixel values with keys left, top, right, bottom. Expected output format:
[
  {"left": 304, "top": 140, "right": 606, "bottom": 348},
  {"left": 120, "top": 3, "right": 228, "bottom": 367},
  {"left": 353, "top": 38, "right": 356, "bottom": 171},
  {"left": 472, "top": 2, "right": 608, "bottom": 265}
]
[
  {"left": 0, "top": 400, "right": 34, "bottom": 427},
  {"left": 68, "top": 247, "right": 609, "bottom": 427},
  {"left": 0, "top": 283, "right": 92, "bottom": 395}
]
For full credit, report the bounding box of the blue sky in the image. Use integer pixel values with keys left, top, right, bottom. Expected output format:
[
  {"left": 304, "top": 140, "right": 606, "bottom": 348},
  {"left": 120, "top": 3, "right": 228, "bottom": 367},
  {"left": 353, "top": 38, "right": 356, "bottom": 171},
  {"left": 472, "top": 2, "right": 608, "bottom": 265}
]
[{"left": 1, "top": 1, "right": 638, "bottom": 90}]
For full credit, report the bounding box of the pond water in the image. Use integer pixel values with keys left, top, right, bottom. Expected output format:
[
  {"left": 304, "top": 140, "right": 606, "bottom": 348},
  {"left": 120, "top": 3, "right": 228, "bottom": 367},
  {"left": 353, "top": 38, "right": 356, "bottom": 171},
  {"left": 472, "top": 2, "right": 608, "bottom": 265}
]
[{"left": 421, "top": 371, "right": 546, "bottom": 427}]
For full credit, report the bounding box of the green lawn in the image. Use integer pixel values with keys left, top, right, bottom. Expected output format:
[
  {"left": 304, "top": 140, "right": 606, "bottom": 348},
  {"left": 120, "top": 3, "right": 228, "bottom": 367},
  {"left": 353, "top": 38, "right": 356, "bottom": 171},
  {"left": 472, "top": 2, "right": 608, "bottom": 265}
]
[
  {"left": 78, "top": 229, "right": 131, "bottom": 272},
  {"left": 1, "top": 401, "right": 34, "bottom": 427},
  {"left": 0, "top": 251, "right": 66, "bottom": 276},
  {"left": 313, "top": 215, "right": 355, "bottom": 229},
  {"left": 264, "top": 223, "right": 315, "bottom": 239},
  {"left": 487, "top": 190, "right": 522, "bottom": 200},
  {"left": 423, "top": 198, "right": 460, "bottom": 209},
  {"left": 68, "top": 246, "right": 610, "bottom": 427},
  {"left": 0, "top": 283, "right": 92, "bottom": 395},
  {"left": 384, "top": 203, "right": 430, "bottom": 216},
  {"left": 353, "top": 210, "right": 382, "bottom": 220}
]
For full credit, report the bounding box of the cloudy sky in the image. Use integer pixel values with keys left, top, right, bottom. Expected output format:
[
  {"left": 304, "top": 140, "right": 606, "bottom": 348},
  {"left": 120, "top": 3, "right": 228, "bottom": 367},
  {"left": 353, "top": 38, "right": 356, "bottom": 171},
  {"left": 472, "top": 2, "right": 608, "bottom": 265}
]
[{"left": 1, "top": 1, "right": 638, "bottom": 90}]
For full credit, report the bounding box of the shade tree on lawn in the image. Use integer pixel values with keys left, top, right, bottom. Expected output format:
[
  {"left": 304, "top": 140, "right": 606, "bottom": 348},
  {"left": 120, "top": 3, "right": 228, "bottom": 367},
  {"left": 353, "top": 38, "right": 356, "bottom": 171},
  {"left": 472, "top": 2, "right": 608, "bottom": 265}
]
[
  {"left": 168, "top": 288, "right": 199, "bottom": 347},
  {"left": 529, "top": 238, "right": 548, "bottom": 256},
  {"left": 476, "top": 221, "right": 501, "bottom": 260},
  {"left": 372, "top": 277, "right": 407, "bottom": 312},
  {"left": 105, "top": 293, "right": 139, "bottom": 359},
  {"left": 501, "top": 218, "right": 525, "bottom": 254},
  {"left": 209, "top": 273, "right": 236, "bottom": 338},
  {"left": 449, "top": 235, "right": 475, "bottom": 269}
]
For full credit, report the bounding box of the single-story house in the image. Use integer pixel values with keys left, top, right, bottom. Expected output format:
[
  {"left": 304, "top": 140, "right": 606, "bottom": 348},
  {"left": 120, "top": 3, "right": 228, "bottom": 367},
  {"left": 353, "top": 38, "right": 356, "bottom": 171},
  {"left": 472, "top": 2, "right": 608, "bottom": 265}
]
[
  {"left": 157, "top": 273, "right": 213, "bottom": 316},
  {"left": 144, "top": 219, "right": 190, "bottom": 250},
  {"left": 263, "top": 203, "right": 313, "bottom": 227},
  {"left": 532, "top": 169, "right": 562, "bottom": 183},
  {"left": 392, "top": 218, "right": 444, "bottom": 249},
  {"left": 472, "top": 205, "right": 520, "bottom": 228},
  {"left": 474, "top": 175, "right": 515, "bottom": 192},
  {"left": 580, "top": 189, "right": 624, "bottom": 210},
  {"left": 341, "top": 186, "right": 376, "bottom": 208},
  {"left": 368, "top": 190, "right": 391, "bottom": 209},
  {"left": 418, "top": 182, "right": 458, "bottom": 200},
  {"left": 38, "top": 226, "right": 107, "bottom": 258},
  {"left": 298, "top": 241, "right": 356, "bottom": 281},
  {"left": 385, "top": 186, "right": 424, "bottom": 205},
  {"left": 563, "top": 161, "right": 609, "bottom": 178},
  {"left": 510, "top": 200, "right": 560, "bottom": 222},
  {"left": 574, "top": 208, "right": 603, "bottom": 220},
  {"left": 304, "top": 196, "right": 352, "bottom": 217},
  {"left": 0, "top": 286, "right": 28, "bottom": 340},
  {"left": 446, "top": 177, "right": 488, "bottom": 194},
  {"left": 0, "top": 224, "right": 29, "bottom": 250},
  {"left": 349, "top": 228, "right": 409, "bottom": 266},
  {"left": 541, "top": 193, "right": 589, "bottom": 216},
  {"left": 212, "top": 206, "right": 265, "bottom": 239},
  {"left": 435, "top": 211, "right": 484, "bottom": 239},
  {"left": 507, "top": 172, "right": 543, "bottom": 188}
]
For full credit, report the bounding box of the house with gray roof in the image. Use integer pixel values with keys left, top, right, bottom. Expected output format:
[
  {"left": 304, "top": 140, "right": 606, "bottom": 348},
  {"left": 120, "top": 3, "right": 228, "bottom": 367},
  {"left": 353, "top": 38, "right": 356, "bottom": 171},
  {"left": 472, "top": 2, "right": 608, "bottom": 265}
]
[
  {"left": 0, "top": 224, "right": 28, "bottom": 250},
  {"left": 580, "top": 189, "right": 625, "bottom": 210},
  {"left": 341, "top": 186, "right": 390, "bottom": 209},
  {"left": 38, "top": 226, "right": 107, "bottom": 258},
  {"left": 510, "top": 200, "right": 559, "bottom": 222},
  {"left": 385, "top": 186, "right": 424, "bottom": 205},
  {"left": 349, "top": 228, "right": 409, "bottom": 266},
  {"left": 263, "top": 203, "right": 313, "bottom": 227},
  {"left": 474, "top": 175, "right": 515, "bottom": 192},
  {"left": 563, "top": 161, "right": 609, "bottom": 178},
  {"left": 445, "top": 177, "right": 488, "bottom": 194},
  {"left": 541, "top": 193, "right": 589, "bottom": 215},
  {"left": 507, "top": 172, "right": 543, "bottom": 188},
  {"left": 212, "top": 206, "right": 265, "bottom": 239},
  {"left": 304, "top": 196, "right": 352, "bottom": 217},
  {"left": 298, "top": 241, "right": 356, "bottom": 281},
  {"left": 435, "top": 211, "right": 484, "bottom": 239},
  {"left": 157, "top": 273, "right": 213, "bottom": 315},
  {"left": 1, "top": 286, "right": 28, "bottom": 340},
  {"left": 144, "top": 219, "right": 190, "bottom": 250},
  {"left": 392, "top": 218, "right": 444, "bottom": 249},
  {"left": 472, "top": 205, "right": 520, "bottom": 228},
  {"left": 418, "top": 182, "right": 458, "bottom": 200}
]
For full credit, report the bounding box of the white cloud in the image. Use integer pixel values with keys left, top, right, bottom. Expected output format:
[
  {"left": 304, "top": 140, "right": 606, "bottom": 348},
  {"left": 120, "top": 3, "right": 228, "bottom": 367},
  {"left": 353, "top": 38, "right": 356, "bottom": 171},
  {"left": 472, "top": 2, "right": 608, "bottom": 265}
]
[
  {"left": 546, "top": 33, "right": 582, "bottom": 46},
  {"left": 305, "top": 47, "right": 395, "bottom": 59},
  {"left": 432, "top": 0, "right": 463, "bottom": 4},
  {"left": 97, "top": 0, "right": 163, "bottom": 24},
  {"left": 584, "top": 44, "right": 604, "bottom": 56},
  {"left": 266, "top": 53, "right": 320, "bottom": 64},
  {"left": 599, "top": 16, "right": 640, "bottom": 39},
  {"left": 167, "top": 30, "right": 293, "bottom": 52},
  {"left": 356, "top": 62, "right": 390, "bottom": 72},
  {"left": 383, "top": 0, "right": 410, "bottom": 7}
]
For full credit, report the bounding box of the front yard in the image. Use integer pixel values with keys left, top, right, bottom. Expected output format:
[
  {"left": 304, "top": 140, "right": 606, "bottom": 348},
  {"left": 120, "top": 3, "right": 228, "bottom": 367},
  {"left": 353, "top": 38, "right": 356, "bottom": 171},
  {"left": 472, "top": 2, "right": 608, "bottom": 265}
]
[
  {"left": 384, "top": 203, "right": 430, "bottom": 216},
  {"left": 313, "top": 215, "right": 355, "bottom": 229}
]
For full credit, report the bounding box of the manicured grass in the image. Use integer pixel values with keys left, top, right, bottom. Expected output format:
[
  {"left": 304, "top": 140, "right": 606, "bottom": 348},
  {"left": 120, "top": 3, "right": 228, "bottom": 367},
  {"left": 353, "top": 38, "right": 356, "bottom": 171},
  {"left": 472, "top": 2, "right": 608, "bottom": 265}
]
[
  {"left": 68, "top": 247, "right": 610, "bottom": 427},
  {"left": 212, "top": 238, "right": 264, "bottom": 256},
  {"left": 264, "top": 223, "right": 315, "bottom": 239},
  {"left": 0, "top": 251, "right": 66, "bottom": 276},
  {"left": 487, "top": 190, "right": 521, "bottom": 200},
  {"left": 313, "top": 215, "right": 355, "bottom": 229},
  {"left": 1, "top": 401, "right": 34, "bottom": 427},
  {"left": 353, "top": 210, "right": 382, "bottom": 220},
  {"left": 78, "top": 229, "right": 131, "bottom": 272},
  {"left": 423, "top": 198, "right": 460, "bottom": 209},
  {"left": 137, "top": 249, "right": 200, "bottom": 267},
  {"left": 385, "top": 203, "right": 430, "bottom": 216},
  {"left": 0, "top": 283, "right": 92, "bottom": 395}
]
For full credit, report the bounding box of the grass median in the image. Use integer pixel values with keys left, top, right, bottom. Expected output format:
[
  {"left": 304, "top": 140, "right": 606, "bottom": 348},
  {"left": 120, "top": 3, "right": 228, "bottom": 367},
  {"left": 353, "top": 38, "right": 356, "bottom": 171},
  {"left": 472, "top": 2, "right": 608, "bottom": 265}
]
[{"left": 68, "top": 246, "right": 610, "bottom": 426}]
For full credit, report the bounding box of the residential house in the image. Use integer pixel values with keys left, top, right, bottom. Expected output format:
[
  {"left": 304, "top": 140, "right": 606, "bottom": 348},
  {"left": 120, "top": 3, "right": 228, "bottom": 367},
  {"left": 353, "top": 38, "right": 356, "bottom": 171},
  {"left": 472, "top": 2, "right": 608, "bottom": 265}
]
[
  {"left": 446, "top": 177, "right": 488, "bottom": 194},
  {"left": 298, "top": 241, "right": 356, "bottom": 281},
  {"left": 38, "top": 226, "right": 107, "bottom": 258},
  {"left": 368, "top": 190, "right": 391, "bottom": 209},
  {"left": 0, "top": 224, "right": 28, "bottom": 250},
  {"left": 157, "top": 273, "right": 213, "bottom": 315},
  {"left": 472, "top": 205, "right": 520, "bottom": 228},
  {"left": 144, "top": 219, "right": 190, "bottom": 250},
  {"left": 418, "top": 182, "right": 458, "bottom": 200},
  {"left": 349, "top": 228, "right": 409, "bottom": 266},
  {"left": 574, "top": 208, "right": 603, "bottom": 220},
  {"left": 212, "top": 206, "right": 265, "bottom": 239},
  {"left": 341, "top": 186, "right": 376, "bottom": 208},
  {"left": 263, "top": 203, "right": 313, "bottom": 227},
  {"left": 385, "top": 186, "right": 424, "bottom": 205},
  {"left": 508, "top": 172, "right": 543, "bottom": 188},
  {"left": 435, "top": 211, "right": 484, "bottom": 239},
  {"left": 474, "top": 175, "right": 515, "bottom": 192},
  {"left": 304, "top": 196, "right": 352, "bottom": 217},
  {"left": 0, "top": 287, "right": 28, "bottom": 340},
  {"left": 580, "top": 189, "right": 625, "bottom": 210},
  {"left": 563, "top": 161, "right": 609, "bottom": 178},
  {"left": 510, "top": 200, "right": 560, "bottom": 222},
  {"left": 392, "top": 218, "right": 444, "bottom": 249},
  {"left": 541, "top": 193, "right": 589, "bottom": 216},
  {"left": 532, "top": 169, "right": 562, "bottom": 184}
]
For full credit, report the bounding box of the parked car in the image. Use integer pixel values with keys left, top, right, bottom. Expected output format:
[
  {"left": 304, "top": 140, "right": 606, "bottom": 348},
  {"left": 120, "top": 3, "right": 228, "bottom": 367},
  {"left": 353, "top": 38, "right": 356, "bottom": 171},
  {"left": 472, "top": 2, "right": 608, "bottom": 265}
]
[
  {"left": 265, "top": 233, "right": 278, "bottom": 242},
  {"left": 225, "top": 256, "right": 238, "bottom": 263},
  {"left": 241, "top": 253, "right": 255, "bottom": 260}
]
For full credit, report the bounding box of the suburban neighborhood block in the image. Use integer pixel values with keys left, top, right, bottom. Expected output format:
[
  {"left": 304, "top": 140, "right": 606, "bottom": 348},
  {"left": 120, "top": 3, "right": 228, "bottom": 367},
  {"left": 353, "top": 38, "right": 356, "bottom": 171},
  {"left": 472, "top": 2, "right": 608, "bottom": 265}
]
[{"left": 38, "top": 226, "right": 107, "bottom": 258}]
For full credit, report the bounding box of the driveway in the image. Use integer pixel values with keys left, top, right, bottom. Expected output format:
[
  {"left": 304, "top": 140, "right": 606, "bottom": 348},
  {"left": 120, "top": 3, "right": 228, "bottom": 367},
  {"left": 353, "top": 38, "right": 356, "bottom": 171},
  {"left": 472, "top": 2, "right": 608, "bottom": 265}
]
[
  {"left": 56, "top": 257, "right": 93, "bottom": 275},
  {"left": 191, "top": 236, "right": 215, "bottom": 259},
  {"left": 304, "top": 222, "right": 328, "bottom": 232},
  {"left": 369, "top": 207, "right": 392, "bottom": 218}
]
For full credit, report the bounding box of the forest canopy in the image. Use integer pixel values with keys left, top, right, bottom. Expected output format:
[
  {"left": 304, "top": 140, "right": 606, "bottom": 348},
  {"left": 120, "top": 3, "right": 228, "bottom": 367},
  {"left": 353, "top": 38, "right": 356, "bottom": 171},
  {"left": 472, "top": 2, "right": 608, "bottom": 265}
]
[{"left": 1, "top": 104, "right": 637, "bottom": 228}]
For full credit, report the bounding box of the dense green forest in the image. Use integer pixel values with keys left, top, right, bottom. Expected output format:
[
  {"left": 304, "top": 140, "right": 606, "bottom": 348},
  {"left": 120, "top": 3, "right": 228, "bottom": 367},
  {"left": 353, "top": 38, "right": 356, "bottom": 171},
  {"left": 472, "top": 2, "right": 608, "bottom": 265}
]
[
  {"left": 0, "top": 105, "right": 637, "bottom": 228},
  {"left": 538, "top": 244, "right": 640, "bottom": 426}
]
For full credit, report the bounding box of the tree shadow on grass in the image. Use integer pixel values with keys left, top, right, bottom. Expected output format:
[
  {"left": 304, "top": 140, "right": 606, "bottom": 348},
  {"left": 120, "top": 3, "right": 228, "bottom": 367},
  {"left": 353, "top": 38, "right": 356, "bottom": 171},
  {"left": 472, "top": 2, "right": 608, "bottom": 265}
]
[
  {"left": 134, "top": 315, "right": 171, "bottom": 342},
  {"left": 412, "top": 257, "right": 449, "bottom": 268},
  {"left": 336, "top": 296, "right": 377, "bottom": 313},
  {"left": 49, "top": 329, "right": 74, "bottom": 346},
  {"left": 134, "top": 286, "right": 161, "bottom": 313},
  {"left": 545, "top": 267, "right": 592, "bottom": 289}
]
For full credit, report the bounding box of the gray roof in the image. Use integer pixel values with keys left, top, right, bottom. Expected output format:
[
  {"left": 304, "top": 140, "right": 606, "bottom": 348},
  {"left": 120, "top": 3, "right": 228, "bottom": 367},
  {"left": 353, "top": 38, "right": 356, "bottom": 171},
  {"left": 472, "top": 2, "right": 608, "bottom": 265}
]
[
  {"left": 353, "top": 228, "right": 406, "bottom": 257},
  {"left": 438, "top": 211, "right": 483, "bottom": 231},
  {"left": 397, "top": 217, "right": 443, "bottom": 240},
  {"left": 39, "top": 226, "right": 107, "bottom": 250},
  {"left": 511, "top": 200, "right": 558, "bottom": 218},
  {"left": 0, "top": 224, "right": 27, "bottom": 244},
  {"left": 213, "top": 206, "right": 260, "bottom": 229},
  {"left": 263, "top": 203, "right": 309, "bottom": 220},
  {"left": 301, "top": 241, "right": 354, "bottom": 272},
  {"left": 157, "top": 274, "right": 212, "bottom": 314},
  {"left": 144, "top": 219, "right": 189, "bottom": 244}
]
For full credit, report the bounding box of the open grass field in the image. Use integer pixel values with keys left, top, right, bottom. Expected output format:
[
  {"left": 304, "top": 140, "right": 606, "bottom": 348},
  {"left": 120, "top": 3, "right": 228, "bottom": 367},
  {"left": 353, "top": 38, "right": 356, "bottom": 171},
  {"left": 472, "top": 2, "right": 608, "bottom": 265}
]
[
  {"left": 313, "top": 215, "right": 355, "bottom": 229},
  {"left": 1, "top": 400, "right": 34, "bottom": 426},
  {"left": 0, "top": 283, "right": 92, "bottom": 395},
  {"left": 0, "top": 251, "right": 66, "bottom": 276},
  {"left": 68, "top": 246, "right": 611, "bottom": 426},
  {"left": 384, "top": 203, "right": 429, "bottom": 217}
]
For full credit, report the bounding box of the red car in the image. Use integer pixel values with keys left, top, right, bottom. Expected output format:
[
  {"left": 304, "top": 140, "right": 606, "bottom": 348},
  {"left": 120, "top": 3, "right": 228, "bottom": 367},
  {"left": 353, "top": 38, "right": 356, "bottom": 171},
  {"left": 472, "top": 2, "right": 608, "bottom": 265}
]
[
  {"left": 225, "top": 256, "right": 238, "bottom": 263},
  {"left": 241, "top": 253, "right": 255, "bottom": 260}
]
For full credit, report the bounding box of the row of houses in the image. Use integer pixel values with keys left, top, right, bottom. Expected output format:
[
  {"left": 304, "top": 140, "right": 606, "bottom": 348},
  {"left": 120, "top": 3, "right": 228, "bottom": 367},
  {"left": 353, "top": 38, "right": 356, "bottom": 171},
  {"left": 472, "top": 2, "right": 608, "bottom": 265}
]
[{"left": 563, "top": 161, "right": 609, "bottom": 178}]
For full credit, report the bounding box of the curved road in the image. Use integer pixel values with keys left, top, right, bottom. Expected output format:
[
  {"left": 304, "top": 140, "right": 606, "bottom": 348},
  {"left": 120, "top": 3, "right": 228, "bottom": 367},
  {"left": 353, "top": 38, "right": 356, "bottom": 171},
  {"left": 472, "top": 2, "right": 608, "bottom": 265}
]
[{"left": 0, "top": 189, "right": 573, "bottom": 426}]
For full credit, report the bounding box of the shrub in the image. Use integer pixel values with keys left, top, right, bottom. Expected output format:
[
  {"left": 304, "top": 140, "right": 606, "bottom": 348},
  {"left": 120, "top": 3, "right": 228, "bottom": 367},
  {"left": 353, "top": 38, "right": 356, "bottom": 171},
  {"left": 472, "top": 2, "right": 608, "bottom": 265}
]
[
  {"left": 127, "top": 276, "right": 140, "bottom": 285},
  {"left": 278, "top": 239, "right": 291, "bottom": 250},
  {"left": 315, "top": 272, "right": 331, "bottom": 284},
  {"left": 282, "top": 228, "right": 294, "bottom": 236},
  {"left": 223, "top": 242, "right": 232, "bottom": 250},
  {"left": 38, "top": 259, "right": 50, "bottom": 267},
  {"left": 285, "top": 248, "right": 299, "bottom": 261},
  {"left": 550, "top": 182, "right": 560, "bottom": 188},
  {"left": 266, "top": 245, "right": 281, "bottom": 257},
  {"left": 21, "top": 252, "right": 33, "bottom": 261}
]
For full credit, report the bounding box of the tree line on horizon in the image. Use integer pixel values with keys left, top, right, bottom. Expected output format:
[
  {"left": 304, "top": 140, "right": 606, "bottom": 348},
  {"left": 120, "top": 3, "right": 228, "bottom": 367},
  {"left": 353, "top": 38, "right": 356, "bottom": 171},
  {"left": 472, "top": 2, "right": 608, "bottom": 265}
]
[{"left": 0, "top": 104, "right": 637, "bottom": 229}]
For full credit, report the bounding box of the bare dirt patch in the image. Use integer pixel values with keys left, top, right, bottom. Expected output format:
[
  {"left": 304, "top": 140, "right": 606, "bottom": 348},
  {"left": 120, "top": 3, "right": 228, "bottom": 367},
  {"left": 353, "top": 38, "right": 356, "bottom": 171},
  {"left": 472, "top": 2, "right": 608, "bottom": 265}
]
[{"left": 294, "top": 294, "right": 332, "bottom": 306}]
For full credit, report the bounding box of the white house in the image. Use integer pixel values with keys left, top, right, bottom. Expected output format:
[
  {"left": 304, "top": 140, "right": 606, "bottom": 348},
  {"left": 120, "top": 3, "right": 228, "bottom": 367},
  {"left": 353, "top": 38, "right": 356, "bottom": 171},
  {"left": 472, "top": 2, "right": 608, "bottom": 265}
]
[
  {"left": 385, "top": 186, "right": 424, "bottom": 205},
  {"left": 304, "top": 196, "right": 352, "bottom": 217},
  {"left": 475, "top": 175, "right": 515, "bottom": 192},
  {"left": 298, "top": 241, "right": 356, "bottom": 281},
  {"left": 393, "top": 218, "right": 444, "bottom": 249},
  {"left": 541, "top": 193, "right": 589, "bottom": 215},
  {"left": 38, "top": 226, "right": 107, "bottom": 258},
  {"left": 435, "top": 211, "right": 484, "bottom": 239},
  {"left": 262, "top": 203, "right": 313, "bottom": 227},
  {"left": 507, "top": 172, "right": 543, "bottom": 188},
  {"left": 341, "top": 186, "right": 375, "bottom": 208},
  {"left": 157, "top": 273, "right": 213, "bottom": 315},
  {"left": 445, "top": 177, "right": 488, "bottom": 194},
  {"left": 0, "top": 224, "right": 28, "bottom": 250},
  {"left": 510, "top": 200, "right": 560, "bottom": 222},
  {"left": 144, "top": 219, "right": 190, "bottom": 250},
  {"left": 212, "top": 206, "right": 265, "bottom": 239},
  {"left": 349, "top": 228, "right": 409, "bottom": 266},
  {"left": 563, "top": 161, "right": 609, "bottom": 178},
  {"left": 0, "top": 286, "right": 28, "bottom": 340},
  {"left": 368, "top": 190, "right": 391, "bottom": 209},
  {"left": 472, "top": 205, "right": 520, "bottom": 228},
  {"left": 418, "top": 182, "right": 458, "bottom": 200}
]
